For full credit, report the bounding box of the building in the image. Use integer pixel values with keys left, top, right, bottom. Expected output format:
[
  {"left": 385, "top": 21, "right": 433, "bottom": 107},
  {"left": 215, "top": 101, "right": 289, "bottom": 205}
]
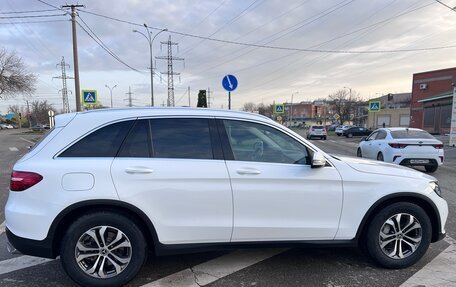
[
  {"left": 367, "top": 93, "right": 411, "bottom": 129},
  {"left": 410, "top": 67, "right": 456, "bottom": 134},
  {"left": 284, "top": 101, "right": 331, "bottom": 126}
]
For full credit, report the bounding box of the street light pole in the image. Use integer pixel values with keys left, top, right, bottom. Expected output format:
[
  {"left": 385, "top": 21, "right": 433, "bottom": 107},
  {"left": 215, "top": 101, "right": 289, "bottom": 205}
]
[
  {"left": 289, "top": 92, "right": 299, "bottom": 127},
  {"left": 133, "top": 25, "right": 167, "bottom": 107},
  {"left": 105, "top": 84, "right": 117, "bottom": 108}
]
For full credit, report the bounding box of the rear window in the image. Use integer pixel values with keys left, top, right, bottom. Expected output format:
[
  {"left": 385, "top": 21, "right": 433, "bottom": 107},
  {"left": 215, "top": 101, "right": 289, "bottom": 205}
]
[
  {"left": 59, "top": 120, "right": 134, "bottom": 157},
  {"left": 390, "top": 130, "right": 434, "bottom": 139},
  {"left": 313, "top": 126, "right": 324, "bottom": 129}
]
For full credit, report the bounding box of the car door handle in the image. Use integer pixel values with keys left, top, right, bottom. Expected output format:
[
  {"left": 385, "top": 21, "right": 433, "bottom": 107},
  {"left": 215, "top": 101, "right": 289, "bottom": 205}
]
[
  {"left": 236, "top": 168, "right": 261, "bottom": 175},
  {"left": 125, "top": 167, "right": 154, "bottom": 174}
]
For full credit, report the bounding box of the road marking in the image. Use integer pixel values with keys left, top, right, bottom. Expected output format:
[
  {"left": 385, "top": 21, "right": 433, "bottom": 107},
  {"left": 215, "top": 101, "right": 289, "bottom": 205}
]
[
  {"left": 20, "top": 137, "right": 35, "bottom": 144},
  {"left": 0, "top": 255, "right": 53, "bottom": 275},
  {"left": 140, "top": 248, "right": 286, "bottom": 287},
  {"left": 9, "top": 147, "right": 19, "bottom": 152},
  {"left": 400, "top": 237, "right": 456, "bottom": 287}
]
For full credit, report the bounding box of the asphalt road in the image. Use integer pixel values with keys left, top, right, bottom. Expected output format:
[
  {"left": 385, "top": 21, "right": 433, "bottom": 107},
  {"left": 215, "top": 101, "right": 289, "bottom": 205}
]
[{"left": 0, "top": 129, "right": 454, "bottom": 286}]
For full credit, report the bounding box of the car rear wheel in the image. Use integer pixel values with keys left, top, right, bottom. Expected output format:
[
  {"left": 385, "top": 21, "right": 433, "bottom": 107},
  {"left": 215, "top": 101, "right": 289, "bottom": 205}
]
[
  {"left": 323, "top": 136, "right": 327, "bottom": 140},
  {"left": 357, "top": 148, "right": 362, "bottom": 158},
  {"left": 424, "top": 164, "right": 438, "bottom": 173},
  {"left": 364, "top": 202, "right": 431, "bottom": 269},
  {"left": 347, "top": 133, "right": 353, "bottom": 138},
  {"left": 60, "top": 212, "right": 147, "bottom": 287},
  {"left": 377, "top": 152, "right": 384, "bottom": 161}
]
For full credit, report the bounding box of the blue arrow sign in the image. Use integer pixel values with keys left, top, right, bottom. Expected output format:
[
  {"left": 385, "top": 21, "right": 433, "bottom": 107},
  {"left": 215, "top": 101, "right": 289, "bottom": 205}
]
[{"left": 222, "top": 75, "right": 238, "bottom": 92}]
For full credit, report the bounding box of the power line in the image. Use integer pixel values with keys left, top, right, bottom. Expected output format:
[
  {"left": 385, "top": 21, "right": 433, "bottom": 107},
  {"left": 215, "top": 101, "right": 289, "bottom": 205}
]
[
  {"left": 434, "top": 0, "right": 456, "bottom": 11},
  {"left": 0, "top": 9, "right": 59, "bottom": 14},
  {"left": 0, "top": 13, "right": 67, "bottom": 19},
  {"left": 0, "top": 19, "right": 67, "bottom": 24},
  {"left": 35, "top": 0, "right": 64, "bottom": 11},
  {"left": 75, "top": 7, "right": 456, "bottom": 54},
  {"left": 75, "top": 20, "right": 144, "bottom": 73}
]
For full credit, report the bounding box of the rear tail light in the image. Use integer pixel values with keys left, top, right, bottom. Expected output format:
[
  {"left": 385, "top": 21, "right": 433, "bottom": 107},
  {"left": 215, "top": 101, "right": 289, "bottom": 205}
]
[
  {"left": 432, "top": 144, "right": 444, "bottom": 149},
  {"left": 10, "top": 171, "right": 43, "bottom": 191},
  {"left": 388, "top": 143, "right": 408, "bottom": 149}
]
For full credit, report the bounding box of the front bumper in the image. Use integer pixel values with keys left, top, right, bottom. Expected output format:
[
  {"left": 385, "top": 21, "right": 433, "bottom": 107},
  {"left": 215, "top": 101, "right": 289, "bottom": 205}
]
[{"left": 6, "top": 228, "right": 56, "bottom": 259}]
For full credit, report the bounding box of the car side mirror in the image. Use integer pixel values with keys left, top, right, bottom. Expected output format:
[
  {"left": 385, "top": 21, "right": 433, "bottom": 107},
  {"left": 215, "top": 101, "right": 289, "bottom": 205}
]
[
  {"left": 361, "top": 136, "right": 367, "bottom": 141},
  {"left": 311, "top": 151, "right": 326, "bottom": 168}
]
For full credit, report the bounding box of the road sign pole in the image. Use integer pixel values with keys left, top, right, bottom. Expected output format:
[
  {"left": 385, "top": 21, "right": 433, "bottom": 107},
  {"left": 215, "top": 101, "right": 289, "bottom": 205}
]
[{"left": 228, "top": 91, "right": 231, "bottom": 110}]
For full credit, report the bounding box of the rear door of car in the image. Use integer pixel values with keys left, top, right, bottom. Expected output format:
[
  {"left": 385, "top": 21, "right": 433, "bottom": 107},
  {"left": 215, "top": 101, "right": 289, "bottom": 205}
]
[
  {"left": 110, "top": 117, "right": 233, "bottom": 245},
  {"left": 218, "top": 118, "right": 343, "bottom": 242}
]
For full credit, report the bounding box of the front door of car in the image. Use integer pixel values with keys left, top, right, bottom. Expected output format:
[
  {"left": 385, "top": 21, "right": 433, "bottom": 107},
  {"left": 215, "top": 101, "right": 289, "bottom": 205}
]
[
  {"left": 362, "top": 131, "right": 378, "bottom": 159},
  {"left": 111, "top": 118, "right": 233, "bottom": 245},
  {"left": 219, "top": 119, "right": 343, "bottom": 242}
]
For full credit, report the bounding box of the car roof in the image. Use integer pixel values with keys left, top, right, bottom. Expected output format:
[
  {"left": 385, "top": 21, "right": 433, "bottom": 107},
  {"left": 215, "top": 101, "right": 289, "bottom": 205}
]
[
  {"left": 382, "top": 127, "right": 425, "bottom": 132},
  {"left": 55, "top": 107, "right": 273, "bottom": 127}
]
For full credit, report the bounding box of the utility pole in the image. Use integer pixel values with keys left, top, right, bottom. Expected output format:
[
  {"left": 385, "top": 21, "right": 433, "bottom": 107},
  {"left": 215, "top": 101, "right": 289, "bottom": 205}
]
[
  {"left": 125, "top": 86, "right": 134, "bottom": 107},
  {"left": 156, "top": 35, "right": 184, "bottom": 107},
  {"left": 207, "top": 87, "right": 212, "bottom": 108},
  {"left": 26, "top": 100, "right": 31, "bottom": 128},
  {"left": 54, "top": 57, "right": 73, "bottom": 113},
  {"left": 187, "top": 86, "right": 191, "bottom": 107},
  {"left": 62, "top": 4, "right": 84, "bottom": 112}
]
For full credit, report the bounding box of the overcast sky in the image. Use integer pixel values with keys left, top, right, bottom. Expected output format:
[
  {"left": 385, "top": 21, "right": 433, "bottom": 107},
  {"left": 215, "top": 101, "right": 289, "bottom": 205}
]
[{"left": 1, "top": 0, "right": 456, "bottom": 113}]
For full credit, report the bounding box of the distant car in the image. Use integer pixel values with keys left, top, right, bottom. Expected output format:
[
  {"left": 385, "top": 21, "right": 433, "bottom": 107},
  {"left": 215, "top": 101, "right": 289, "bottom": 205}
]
[
  {"left": 31, "top": 125, "right": 44, "bottom": 131},
  {"left": 357, "top": 127, "right": 444, "bottom": 173},
  {"left": 43, "top": 124, "right": 51, "bottom": 129},
  {"left": 343, "top": 127, "right": 371, "bottom": 138},
  {"left": 306, "top": 125, "right": 327, "bottom": 140},
  {"left": 0, "top": 124, "right": 14, "bottom": 129},
  {"left": 335, "top": 125, "right": 352, "bottom": 136}
]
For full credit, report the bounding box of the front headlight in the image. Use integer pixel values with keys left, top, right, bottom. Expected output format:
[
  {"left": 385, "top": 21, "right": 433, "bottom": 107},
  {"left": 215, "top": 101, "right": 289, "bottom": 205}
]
[{"left": 431, "top": 181, "right": 442, "bottom": 197}]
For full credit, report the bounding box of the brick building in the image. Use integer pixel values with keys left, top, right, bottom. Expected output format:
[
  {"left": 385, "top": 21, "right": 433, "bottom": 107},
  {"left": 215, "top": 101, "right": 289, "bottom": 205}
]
[{"left": 410, "top": 67, "right": 456, "bottom": 134}]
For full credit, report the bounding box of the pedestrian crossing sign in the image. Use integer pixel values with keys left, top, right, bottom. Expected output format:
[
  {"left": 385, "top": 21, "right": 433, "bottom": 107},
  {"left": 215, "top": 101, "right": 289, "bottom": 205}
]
[
  {"left": 82, "top": 90, "right": 98, "bottom": 105},
  {"left": 369, "top": 101, "right": 381, "bottom": 112},
  {"left": 274, "top": 104, "right": 284, "bottom": 114}
]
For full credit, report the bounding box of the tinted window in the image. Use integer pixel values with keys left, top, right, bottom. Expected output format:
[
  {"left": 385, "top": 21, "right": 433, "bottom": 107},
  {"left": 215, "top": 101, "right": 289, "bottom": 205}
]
[
  {"left": 223, "top": 120, "right": 309, "bottom": 164},
  {"left": 390, "top": 130, "right": 434, "bottom": 139},
  {"left": 313, "top": 126, "right": 324, "bottom": 129},
  {"left": 150, "top": 118, "right": 213, "bottom": 159},
  {"left": 376, "top": 130, "right": 387, "bottom": 140},
  {"left": 366, "top": 132, "right": 377, "bottom": 141},
  {"left": 60, "top": 121, "right": 134, "bottom": 157},
  {"left": 118, "top": 120, "right": 151, "bottom": 158}
]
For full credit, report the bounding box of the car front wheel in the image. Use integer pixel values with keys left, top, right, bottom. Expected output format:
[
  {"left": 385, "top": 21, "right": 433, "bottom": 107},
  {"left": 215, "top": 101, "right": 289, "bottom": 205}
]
[
  {"left": 357, "top": 148, "right": 362, "bottom": 157},
  {"left": 365, "top": 202, "right": 431, "bottom": 269},
  {"left": 60, "top": 211, "right": 148, "bottom": 287}
]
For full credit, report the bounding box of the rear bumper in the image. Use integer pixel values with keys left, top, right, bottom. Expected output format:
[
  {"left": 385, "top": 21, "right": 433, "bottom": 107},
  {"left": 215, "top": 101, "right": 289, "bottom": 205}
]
[{"left": 6, "top": 228, "right": 56, "bottom": 259}]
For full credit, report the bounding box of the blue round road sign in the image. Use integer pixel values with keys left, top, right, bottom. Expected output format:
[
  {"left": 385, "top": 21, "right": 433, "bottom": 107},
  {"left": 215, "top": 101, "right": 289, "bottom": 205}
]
[{"left": 222, "top": 75, "right": 238, "bottom": 92}]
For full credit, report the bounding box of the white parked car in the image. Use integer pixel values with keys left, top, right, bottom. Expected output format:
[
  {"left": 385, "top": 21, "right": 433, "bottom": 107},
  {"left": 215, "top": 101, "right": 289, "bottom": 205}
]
[
  {"left": 306, "top": 125, "right": 327, "bottom": 140},
  {"left": 0, "top": 123, "right": 14, "bottom": 129},
  {"left": 357, "top": 128, "right": 444, "bottom": 173},
  {"left": 335, "top": 125, "right": 352, "bottom": 136},
  {"left": 5, "top": 108, "right": 448, "bottom": 287}
]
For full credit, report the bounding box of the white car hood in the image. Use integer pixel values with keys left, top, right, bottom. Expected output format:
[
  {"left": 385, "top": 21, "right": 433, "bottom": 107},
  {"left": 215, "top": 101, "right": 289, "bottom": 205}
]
[{"left": 335, "top": 155, "right": 436, "bottom": 181}]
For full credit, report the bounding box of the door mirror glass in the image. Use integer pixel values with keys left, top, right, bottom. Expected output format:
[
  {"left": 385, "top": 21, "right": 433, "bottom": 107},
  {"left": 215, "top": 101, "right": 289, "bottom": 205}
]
[
  {"left": 311, "top": 151, "right": 326, "bottom": 168},
  {"left": 361, "top": 136, "right": 367, "bottom": 141}
]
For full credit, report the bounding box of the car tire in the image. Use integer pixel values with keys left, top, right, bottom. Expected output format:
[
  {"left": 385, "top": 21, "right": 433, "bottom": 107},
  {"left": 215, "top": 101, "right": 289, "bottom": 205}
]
[
  {"left": 323, "top": 136, "right": 327, "bottom": 140},
  {"left": 357, "top": 148, "right": 362, "bottom": 158},
  {"left": 60, "top": 211, "right": 148, "bottom": 287},
  {"left": 347, "top": 133, "right": 353, "bottom": 138},
  {"left": 377, "top": 152, "right": 384, "bottom": 161},
  {"left": 364, "top": 202, "right": 432, "bottom": 269},
  {"left": 337, "top": 133, "right": 341, "bottom": 136},
  {"left": 425, "top": 164, "right": 438, "bottom": 173}
]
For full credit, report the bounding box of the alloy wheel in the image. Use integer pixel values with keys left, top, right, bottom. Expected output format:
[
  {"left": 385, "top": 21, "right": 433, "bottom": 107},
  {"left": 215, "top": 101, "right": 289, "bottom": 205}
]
[
  {"left": 379, "top": 213, "right": 422, "bottom": 259},
  {"left": 75, "top": 226, "right": 132, "bottom": 278}
]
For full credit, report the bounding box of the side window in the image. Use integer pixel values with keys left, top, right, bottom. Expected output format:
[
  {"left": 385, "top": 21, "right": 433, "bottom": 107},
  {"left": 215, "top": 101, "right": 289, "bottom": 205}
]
[
  {"left": 118, "top": 120, "right": 151, "bottom": 158},
  {"left": 59, "top": 120, "right": 134, "bottom": 157},
  {"left": 149, "top": 118, "right": 213, "bottom": 159},
  {"left": 366, "top": 132, "right": 378, "bottom": 141},
  {"left": 376, "top": 130, "right": 387, "bottom": 140},
  {"left": 223, "top": 120, "right": 309, "bottom": 164}
]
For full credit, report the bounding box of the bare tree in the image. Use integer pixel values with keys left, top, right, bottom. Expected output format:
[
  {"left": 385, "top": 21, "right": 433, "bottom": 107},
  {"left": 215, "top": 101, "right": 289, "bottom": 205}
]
[
  {"left": 328, "top": 89, "right": 361, "bottom": 125},
  {"left": 241, "top": 102, "right": 257, "bottom": 112},
  {"left": 257, "top": 103, "right": 274, "bottom": 118},
  {"left": 0, "top": 48, "right": 36, "bottom": 99},
  {"left": 30, "top": 100, "right": 55, "bottom": 125}
]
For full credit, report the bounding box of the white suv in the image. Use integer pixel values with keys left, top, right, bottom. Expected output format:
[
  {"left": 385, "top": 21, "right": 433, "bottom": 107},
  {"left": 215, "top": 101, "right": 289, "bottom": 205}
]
[{"left": 5, "top": 108, "right": 448, "bottom": 287}]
